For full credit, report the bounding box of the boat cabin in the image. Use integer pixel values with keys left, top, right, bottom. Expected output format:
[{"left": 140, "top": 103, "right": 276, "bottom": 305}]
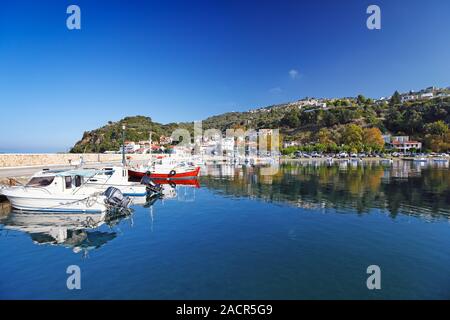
[{"left": 26, "top": 169, "right": 98, "bottom": 193}]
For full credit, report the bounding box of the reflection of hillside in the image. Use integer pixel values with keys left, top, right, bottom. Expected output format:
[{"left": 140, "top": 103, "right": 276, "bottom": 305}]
[{"left": 201, "top": 163, "right": 450, "bottom": 219}]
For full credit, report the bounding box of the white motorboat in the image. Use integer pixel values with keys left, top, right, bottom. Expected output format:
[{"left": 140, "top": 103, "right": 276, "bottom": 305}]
[
  {"left": 84, "top": 166, "right": 154, "bottom": 197},
  {"left": 0, "top": 169, "right": 130, "bottom": 213}
]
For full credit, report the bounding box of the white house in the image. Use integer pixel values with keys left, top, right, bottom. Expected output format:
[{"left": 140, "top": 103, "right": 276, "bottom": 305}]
[
  {"left": 283, "top": 141, "right": 300, "bottom": 148},
  {"left": 388, "top": 136, "right": 422, "bottom": 152},
  {"left": 401, "top": 95, "right": 418, "bottom": 103},
  {"left": 123, "top": 142, "right": 140, "bottom": 153},
  {"left": 420, "top": 92, "right": 434, "bottom": 99}
]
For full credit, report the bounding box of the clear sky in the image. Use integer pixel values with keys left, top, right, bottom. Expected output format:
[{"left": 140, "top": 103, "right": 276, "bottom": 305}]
[{"left": 0, "top": 0, "right": 449, "bottom": 152}]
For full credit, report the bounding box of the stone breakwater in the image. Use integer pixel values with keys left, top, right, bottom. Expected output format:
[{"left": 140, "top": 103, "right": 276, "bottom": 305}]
[{"left": 0, "top": 153, "right": 150, "bottom": 168}]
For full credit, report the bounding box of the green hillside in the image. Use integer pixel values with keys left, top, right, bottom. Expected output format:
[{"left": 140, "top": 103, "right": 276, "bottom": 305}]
[{"left": 70, "top": 93, "right": 450, "bottom": 153}]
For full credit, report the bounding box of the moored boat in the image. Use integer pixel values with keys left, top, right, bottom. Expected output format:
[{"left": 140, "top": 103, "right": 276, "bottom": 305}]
[
  {"left": 84, "top": 166, "right": 154, "bottom": 197},
  {"left": 0, "top": 170, "right": 130, "bottom": 213},
  {"left": 129, "top": 158, "right": 200, "bottom": 179}
]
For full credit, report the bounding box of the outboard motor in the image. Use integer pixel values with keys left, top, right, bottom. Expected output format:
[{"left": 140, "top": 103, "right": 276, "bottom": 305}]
[
  {"left": 140, "top": 176, "right": 163, "bottom": 194},
  {"left": 104, "top": 187, "right": 131, "bottom": 210}
]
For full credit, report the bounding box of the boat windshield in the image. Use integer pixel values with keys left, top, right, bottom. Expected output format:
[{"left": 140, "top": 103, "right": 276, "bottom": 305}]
[{"left": 27, "top": 176, "right": 55, "bottom": 187}]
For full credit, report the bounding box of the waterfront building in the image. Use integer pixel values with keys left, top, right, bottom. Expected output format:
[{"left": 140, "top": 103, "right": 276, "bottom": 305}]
[{"left": 159, "top": 135, "right": 173, "bottom": 145}]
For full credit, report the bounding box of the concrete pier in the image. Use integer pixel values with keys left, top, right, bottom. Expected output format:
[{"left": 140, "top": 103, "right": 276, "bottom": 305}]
[{"left": 0, "top": 153, "right": 153, "bottom": 168}]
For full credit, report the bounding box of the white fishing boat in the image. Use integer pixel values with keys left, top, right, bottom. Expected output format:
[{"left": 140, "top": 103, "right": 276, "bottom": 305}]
[
  {"left": 380, "top": 158, "right": 393, "bottom": 165},
  {"left": 0, "top": 170, "right": 130, "bottom": 213}
]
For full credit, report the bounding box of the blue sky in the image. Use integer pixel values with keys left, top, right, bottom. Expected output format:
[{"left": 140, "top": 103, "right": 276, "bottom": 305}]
[{"left": 0, "top": 0, "right": 449, "bottom": 152}]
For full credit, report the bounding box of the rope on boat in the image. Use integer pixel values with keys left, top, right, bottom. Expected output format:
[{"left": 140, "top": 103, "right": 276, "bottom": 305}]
[
  {"left": 31, "top": 192, "right": 104, "bottom": 211},
  {"left": 82, "top": 215, "right": 98, "bottom": 228}
]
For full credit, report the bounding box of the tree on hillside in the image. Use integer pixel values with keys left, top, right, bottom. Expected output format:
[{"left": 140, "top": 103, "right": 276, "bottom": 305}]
[
  {"left": 299, "top": 110, "right": 318, "bottom": 126},
  {"left": 389, "top": 91, "right": 402, "bottom": 106},
  {"left": 341, "top": 124, "right": 363, "bottom": 152},
  {"left": 317, "top": 128, "right": 334, "bottom": 145},
  {"left": 385, "top": 108, "right": 404, "bottom": 133},
  {"left": 424, "top": 132, "right": 450, "bottom": 153},
  {"left": 424, "top": 120, "right": 449, "bottom": 136},
  {"left": 363, "top": 127, "right": 385, "bottom": 152},
  {"left": 357, "top": 94, "right": 367, "bottom": 105},
  {"left": 280, "top": 109, "right": 300, "bottom": 127},
  {"left": 402, "top": 109, "right": 424, "bottom": 135},
  {"left": 322, "top": 111, "right": 338, "bottom": 126}
]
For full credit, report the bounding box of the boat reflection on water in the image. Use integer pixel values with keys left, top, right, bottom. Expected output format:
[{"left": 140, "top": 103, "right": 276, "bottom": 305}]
[
  {"left": 0, "top": 179, "right": 202, "bottom": 255},
  {"left": 0, "top": 211, "right": 119, "bottom": 256},
  {"left": 152, "top": 179, "right": 200, "bottom": 202}
]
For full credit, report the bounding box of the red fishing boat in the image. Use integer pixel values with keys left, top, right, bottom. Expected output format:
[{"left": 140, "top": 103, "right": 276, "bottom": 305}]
[
  {"left": 128, "top": 166, "right": 200, "bottom": 179},
  {"left": 128, "top": 158, "right": 201, "bottom": 180}
]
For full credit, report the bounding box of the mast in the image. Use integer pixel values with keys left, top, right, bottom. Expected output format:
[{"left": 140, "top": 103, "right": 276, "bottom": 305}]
[
  {"left": 149, "top": 131, "right": 152, "bottom": 161},
  {"left": 122, "top": 124, "right": 126, "bottom": 167},
  {"left": 122, "top": 125, "right": 126, "bottom": 177}
]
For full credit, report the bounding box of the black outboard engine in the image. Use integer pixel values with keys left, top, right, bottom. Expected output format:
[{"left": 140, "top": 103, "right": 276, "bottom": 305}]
[
  {"left": 140, "top": 176, "right": 163, "bottom": 194},
  {"left": 104, "top": 187, "right": 131, "bottom": 210}
]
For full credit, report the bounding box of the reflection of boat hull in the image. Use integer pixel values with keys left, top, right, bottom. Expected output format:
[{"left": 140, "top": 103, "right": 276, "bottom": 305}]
[
  {"left": 0, "top": 211, "right": 116, "bottom": 253},
  {"left": 432, "top": 159, "right": 449, "bottom": 163},
  {"left": 380, "top": 159, "right": 393, "bottom": 165},
  {"left": 2, "top": 212, "right": 106, "bottom": 232},
  {"left": 128, "top": 167, "right": 200, "bottom": 180},
  {"left": 152, "top": 179, "right": 200, "bottom": 188}
]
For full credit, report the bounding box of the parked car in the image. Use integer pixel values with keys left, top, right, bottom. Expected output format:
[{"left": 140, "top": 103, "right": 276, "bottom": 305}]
[{"left": 358, "top": 153, "right": 367, "bottom": 158}]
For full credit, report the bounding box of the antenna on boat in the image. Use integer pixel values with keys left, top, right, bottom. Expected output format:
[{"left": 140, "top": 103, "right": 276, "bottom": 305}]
[
  {"left": 149, "top": 131, "right": 154, "bottom": 165},
  {"left": 122, "top": 124, "right": 126, "bottom": 176},
  {"left": 149, "top": 131, "right": 152, "bottom": 158}
]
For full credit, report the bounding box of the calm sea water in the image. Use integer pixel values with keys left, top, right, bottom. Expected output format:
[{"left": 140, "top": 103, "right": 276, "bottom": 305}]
[{"left": 1, "top": 161, "right": 449, "bottom": 299}]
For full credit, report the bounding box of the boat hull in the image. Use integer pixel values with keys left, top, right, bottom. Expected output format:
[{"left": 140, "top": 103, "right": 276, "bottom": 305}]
[
  {"left": 128, "top": 167, "right": 201, "bottom": 180},
  {"left": 86, "top": 183, "right": 148, "bottom": 197},
  {"left": 1, "top": 190, "right": 107, "bottom": 213}
]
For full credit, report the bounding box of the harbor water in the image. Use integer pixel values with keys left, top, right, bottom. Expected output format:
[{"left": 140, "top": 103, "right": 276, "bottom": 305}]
[{"left": 0, "top": 161, "right": 449, "bottom": 299}]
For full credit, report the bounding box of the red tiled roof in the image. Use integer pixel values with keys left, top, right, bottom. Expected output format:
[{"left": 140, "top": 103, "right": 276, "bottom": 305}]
[{"left": 392, "top": 141, "right": 420, "bottom": 145}]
